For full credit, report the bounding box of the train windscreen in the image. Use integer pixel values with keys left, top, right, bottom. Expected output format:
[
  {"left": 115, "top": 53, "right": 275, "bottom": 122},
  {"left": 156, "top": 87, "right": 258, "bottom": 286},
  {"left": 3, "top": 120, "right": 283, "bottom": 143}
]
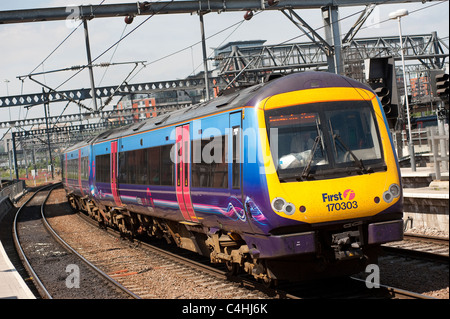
[{"left": 265, "top": 100, "right": 385, "bottom": 181}]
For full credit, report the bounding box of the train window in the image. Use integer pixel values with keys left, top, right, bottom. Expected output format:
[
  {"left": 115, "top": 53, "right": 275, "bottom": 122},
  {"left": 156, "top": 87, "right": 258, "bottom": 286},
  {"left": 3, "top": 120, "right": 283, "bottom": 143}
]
[
  {"left": 67, "top": 158, "right": 78, "bottom": 180},
  {"left": 119, "top": 150, "right": 140, "bottom": 185},
  {"left": 192, "top": 135, "right": 228, "bottom": 188},
  {"left": 95, "top": 154, "right": 111, "bottom": 183},
  {"left": 265, "top": 100, "right": 385, "bottom": 181},
  {"left": 118, "top": 152, "right": 127, "bottom": 184},
  {"left": 326, "top": 104, "right": 382, "bottom": 164},
  {"left": 268, "top": 112, "right": 328, "bottom": 171},
  {"left": 81, "top": 157, "right": 89, "bottom": 180},
  {"left": 160, "top": 144, "right": 174, "bottom": 186},
  {"left": 135, "top": 149, "right": 148, "bottom": 185},
  {"left": 148, "top": 147, "right": 161, "bottom": 185},
  {"left": 118, "top": 145, "right": 174, "bottom": 186}
]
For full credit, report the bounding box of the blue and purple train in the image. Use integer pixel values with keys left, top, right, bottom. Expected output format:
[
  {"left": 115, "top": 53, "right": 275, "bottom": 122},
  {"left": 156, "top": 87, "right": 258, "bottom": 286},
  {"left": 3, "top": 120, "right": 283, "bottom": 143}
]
[{"left": 63, "top": 72, "right": 403, "bottom": 284}]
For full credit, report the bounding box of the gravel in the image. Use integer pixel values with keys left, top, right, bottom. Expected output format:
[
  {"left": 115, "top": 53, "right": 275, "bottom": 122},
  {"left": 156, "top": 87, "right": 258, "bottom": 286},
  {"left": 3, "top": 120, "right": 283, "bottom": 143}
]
[
  {"left": 405, "top": 226, "right": 449, "bottom": 239},
  {"left": 46, "top": 187, "right": 449, "bottom": 299},
  {"left": 45, "top": 188, "right": 268, "bottom": 299}
]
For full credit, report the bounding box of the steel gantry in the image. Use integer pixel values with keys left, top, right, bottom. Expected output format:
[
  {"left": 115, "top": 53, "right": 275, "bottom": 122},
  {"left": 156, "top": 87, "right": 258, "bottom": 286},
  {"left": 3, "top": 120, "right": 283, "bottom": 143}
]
[
  {"left": 216, "top": 32, "right": 449, "bottom": 85},
  {"left": 0, "top": 0, "right": 435, "bottom": 76},
  {"left": 0, "top": 1, "right": 434, "bottom": 24}
]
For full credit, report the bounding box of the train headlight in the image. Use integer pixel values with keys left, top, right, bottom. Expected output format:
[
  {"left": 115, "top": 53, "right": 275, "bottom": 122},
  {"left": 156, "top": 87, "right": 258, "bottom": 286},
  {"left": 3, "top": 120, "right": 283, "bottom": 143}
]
[
  {"left": 383, "top": 183, "right": 401, "bottom": 203},
  {"left": 389, "top": 184, "right": 401, "bottom": 198},
  {"left": 272, "top": 198, "right": 286, "bottom": 212},
  {"left": 284, "top": 203, "right": 296, "bottom": 215},
  {"left": 271, "top": 198, "right": 296, "bottom": 215},
  {"left": 383, "top": 191, "right": 393, "bottom": 203}
]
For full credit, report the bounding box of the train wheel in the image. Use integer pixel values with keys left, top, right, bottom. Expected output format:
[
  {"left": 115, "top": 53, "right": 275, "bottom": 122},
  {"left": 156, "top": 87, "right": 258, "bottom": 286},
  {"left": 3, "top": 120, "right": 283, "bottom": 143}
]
[
  {"left": 263, "top": 277, "right": 278, "bottom": 288},
  {"left": 225, "top": 261, "right": 240, "bottom": 276}
]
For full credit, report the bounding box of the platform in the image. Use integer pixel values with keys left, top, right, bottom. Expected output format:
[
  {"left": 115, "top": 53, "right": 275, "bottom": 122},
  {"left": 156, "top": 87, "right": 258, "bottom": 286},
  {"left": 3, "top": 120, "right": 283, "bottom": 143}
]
[
  {"left": 400, "top": 167, "right": 449, "bottom": 234},
  {"left": 0, "top": 197, "right": 36, "bottom": 299},
  {"left": 0, "top": 240, "right": 35, "bottom": 299}
]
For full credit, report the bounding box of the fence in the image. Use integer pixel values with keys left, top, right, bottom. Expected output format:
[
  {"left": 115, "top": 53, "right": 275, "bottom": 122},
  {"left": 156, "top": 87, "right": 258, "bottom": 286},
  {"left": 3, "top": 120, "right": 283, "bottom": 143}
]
[
  {"left": 392, "top": 124, "right": 449, "bottom": 178},
  {"left": 0, "top": 179, "right": 26, "bottom": 203},
  {"left": 429, "top": 128, "right": 449, "bottom": 180}
]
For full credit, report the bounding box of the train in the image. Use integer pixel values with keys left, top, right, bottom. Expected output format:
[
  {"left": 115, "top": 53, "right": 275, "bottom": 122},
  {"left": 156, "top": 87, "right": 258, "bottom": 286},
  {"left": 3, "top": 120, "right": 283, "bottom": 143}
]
[{"left": 62, "top": 71, "right": 403, "bottom": 285}]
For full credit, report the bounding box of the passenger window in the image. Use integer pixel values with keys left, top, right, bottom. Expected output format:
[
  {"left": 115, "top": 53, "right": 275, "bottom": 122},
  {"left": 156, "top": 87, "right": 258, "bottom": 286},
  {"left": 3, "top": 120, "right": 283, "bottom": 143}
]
[{"left": 192, "top": 135, "right": 228, "bottom": 188}]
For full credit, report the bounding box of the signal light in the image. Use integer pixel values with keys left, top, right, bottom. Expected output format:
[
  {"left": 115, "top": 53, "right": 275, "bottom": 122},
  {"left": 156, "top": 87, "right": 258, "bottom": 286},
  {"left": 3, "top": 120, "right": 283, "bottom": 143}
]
[
  {"left": 374, "top": 87, "right": 391, "bottom": 105},
  {"left": 365, "top": 57, "right": 398, "bottom": 129},
  {"left": 374, "top": 86, "right": 391, "bottom": 114},
  {"left": 435, "top": 73, "right": 449, "bottom": 98}
]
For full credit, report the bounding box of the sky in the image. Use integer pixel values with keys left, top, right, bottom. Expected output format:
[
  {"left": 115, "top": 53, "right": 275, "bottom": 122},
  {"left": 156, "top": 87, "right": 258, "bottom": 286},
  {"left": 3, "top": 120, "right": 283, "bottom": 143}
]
[{"left": 0, "top": 0, "right": 448, "bottom": 137}]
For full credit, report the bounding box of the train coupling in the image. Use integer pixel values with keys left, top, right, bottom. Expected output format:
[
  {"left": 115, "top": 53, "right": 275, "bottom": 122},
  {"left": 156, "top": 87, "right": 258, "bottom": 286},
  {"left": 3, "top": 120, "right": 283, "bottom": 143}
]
[{"left": 331, "top": 230, "right": 363, "bottom": 260}]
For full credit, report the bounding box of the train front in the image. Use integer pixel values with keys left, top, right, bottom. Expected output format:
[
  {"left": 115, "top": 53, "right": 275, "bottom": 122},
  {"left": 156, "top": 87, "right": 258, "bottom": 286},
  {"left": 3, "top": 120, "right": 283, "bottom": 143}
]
[{"left": 250, "top": 73, "right": 403, "bottom": 281}]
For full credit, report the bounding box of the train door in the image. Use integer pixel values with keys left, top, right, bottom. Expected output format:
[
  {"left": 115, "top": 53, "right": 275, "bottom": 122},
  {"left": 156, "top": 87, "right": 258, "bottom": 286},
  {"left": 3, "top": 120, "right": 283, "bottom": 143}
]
[
  {"left": 78, "top": 149, "right": 84, "bottom": 197},
  {"left": 230, "top": 111, "right": 259, "bottom": 234},
  {"left": 175, "top": 124, "right": 199, "bottom": 223},
  {"left": 111, "top": 140, "right": 122, "bottom": 206},
  {"left": 64, "top": 153, "right": 68, "bottom": 186},
  {"left": 229, "top": 112, "right": 242, "bottom": 198}
]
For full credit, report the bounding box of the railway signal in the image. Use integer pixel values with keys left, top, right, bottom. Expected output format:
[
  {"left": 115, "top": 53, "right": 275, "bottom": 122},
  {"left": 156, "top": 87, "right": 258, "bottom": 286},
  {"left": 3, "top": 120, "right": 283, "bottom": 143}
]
[
  {"left": 365, "top": 57, "right": 399, "bottom": 129},
  {"left": 374, "top": 86, "right": 391, "bottom": 113},
  {"left": 430, "top": 70, "right": 449, "bottom": 120},
  {"left": 430, "top": 70, "right": 449, "bottom": 100},
  {"left": 436, "top": 73, "right": 449, "bottom": 120},
  {"left": 435, "top": 73, "right": 449, "bottom": 99}
]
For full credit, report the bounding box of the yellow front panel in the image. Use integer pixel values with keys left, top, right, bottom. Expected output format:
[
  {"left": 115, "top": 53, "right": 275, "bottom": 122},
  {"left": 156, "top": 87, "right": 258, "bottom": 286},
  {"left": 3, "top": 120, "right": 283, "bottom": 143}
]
[{"left": 258, "top": 87, "right": 401, "bottom": 224}]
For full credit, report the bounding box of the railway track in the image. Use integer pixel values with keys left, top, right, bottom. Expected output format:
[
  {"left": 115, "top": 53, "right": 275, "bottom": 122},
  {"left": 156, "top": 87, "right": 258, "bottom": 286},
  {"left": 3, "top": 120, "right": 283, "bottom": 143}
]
[
  {"left": 42, "top": 186, "right": 433, "bottom": 300},
  {"left": 5, "top": 184, "right": 438, "bottom": 300},
  {"left": 12, "top": 183, "right": 138, "bottom": 299},
  {"left": 72, "top": 210, "right": 434, "bottom": 300},
  {"left": 382, "top": 234, "right": 449, "bottom": 262},
  {"left": 45, "top": 186, "right": 269, "bottom": 299},
  {"left": 370, "top": 234, "right": 449, "bottom": 299}
]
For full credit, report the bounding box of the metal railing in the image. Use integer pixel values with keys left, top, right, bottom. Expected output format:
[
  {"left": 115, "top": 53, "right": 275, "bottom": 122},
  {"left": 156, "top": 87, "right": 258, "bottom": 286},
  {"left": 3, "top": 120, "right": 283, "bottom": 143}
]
[
  {"left": 0, "top": 179, "right": 26, "bottom": 202},
  {"left": 391, "top": 125, "right": 449, "bottom": 179},
  {"left": 429, "top": 127, "right": 449, "bottom": 180}
]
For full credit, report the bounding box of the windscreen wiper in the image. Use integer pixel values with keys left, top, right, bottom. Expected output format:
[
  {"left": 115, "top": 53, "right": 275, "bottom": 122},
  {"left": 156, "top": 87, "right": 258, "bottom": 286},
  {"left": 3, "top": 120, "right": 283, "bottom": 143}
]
[
  {"left": 333, "top": 134, "right": 369, "bottom": 174},
  {"left": 300, "top": 135, "right": 322, "bottom": 180}
]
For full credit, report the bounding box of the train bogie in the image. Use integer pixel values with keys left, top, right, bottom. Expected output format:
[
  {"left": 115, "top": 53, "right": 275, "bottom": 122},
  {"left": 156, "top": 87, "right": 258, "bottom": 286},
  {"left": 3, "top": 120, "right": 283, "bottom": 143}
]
[{"left": 63, "top": 72, "right": 404, "bottom": 284}]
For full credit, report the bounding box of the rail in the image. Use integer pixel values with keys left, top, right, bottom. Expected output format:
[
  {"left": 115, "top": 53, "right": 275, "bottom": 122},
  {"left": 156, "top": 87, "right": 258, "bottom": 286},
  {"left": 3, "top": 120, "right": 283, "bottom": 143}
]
[{"left": 13, "top": 183, "right": 56, "bottom": 299}]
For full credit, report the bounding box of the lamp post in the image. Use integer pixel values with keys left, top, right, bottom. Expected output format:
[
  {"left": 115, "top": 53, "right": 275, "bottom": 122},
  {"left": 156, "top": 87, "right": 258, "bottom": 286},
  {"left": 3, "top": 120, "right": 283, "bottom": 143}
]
[{"left": 389, "top": 9, "right": 416, "bottom": 171}]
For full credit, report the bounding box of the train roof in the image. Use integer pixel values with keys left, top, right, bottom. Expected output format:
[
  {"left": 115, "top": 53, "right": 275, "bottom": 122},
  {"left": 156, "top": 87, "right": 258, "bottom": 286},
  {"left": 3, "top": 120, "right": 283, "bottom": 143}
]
[{"left": 64, "top": 71, "right": 372, "bottom": 152}]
